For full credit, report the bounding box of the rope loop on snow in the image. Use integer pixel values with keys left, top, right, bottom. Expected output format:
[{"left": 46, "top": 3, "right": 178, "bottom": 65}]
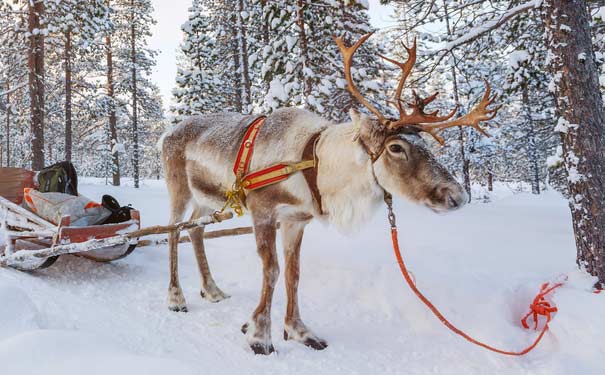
[
  {"left": 521, "top": 282, "right": 561, "bottom": 330},
  {"left": 384, "top": 195, "right": 564, "bottom": 356}
]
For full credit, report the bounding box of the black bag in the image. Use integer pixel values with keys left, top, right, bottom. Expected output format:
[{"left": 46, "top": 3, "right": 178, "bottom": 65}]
[
  {"left": 37, "top": 161, "right": 78, "bottom": 196},
  {"left": 101, "top": 194, "right": 133, "bottom": 224}
]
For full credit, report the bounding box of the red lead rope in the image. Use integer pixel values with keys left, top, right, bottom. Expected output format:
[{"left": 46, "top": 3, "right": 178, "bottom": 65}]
[{"left": 390, "top": 226, "right": 564, "bottom": 356}]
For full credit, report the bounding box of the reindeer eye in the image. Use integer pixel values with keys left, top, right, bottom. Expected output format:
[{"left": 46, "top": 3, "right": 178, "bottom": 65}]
[
  {"left": 388, "top": 144, "right": 408, "bottom": 160},
  {"left": 389, "top": 144, "right": 404, "bottom": 153}
]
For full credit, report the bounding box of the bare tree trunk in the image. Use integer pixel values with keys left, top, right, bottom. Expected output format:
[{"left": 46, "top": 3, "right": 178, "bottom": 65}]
[
  {"left": 106, "top": 32, "right": 120, "bottom": 186},
  {"left": 521, "top": 84, "right": 540, "bottom": 194},
  {"left": 28, "top": 0, "right": 45, "bottom": 170},
  {"left": 487, "top": 170, "right": 493, "bottom": 192},
  {"left": 130, "top": 2, "right": 140, "bottom": 189},
  {"left": 64, "top": 28, "right": 72, "bottom": 162},
  {"left": 443, "top": 1, "right": 471, "bottom": 201},
  {"left": 296, "top": 0, "right": 311, "bottom": 106},
  {"left": 5, "top": 82, "right": 10, "bottom": 167},
  {"left": 237, "top": 0, "right": 252, "bottom": 113},
  {"left": 544, "top": 0, "right": 605, "bottom": 288}
]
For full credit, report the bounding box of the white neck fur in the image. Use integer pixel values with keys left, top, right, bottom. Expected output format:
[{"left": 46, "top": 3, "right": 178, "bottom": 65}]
[{"left": 315, "top": 121, "right": 384, "bottom": 232}]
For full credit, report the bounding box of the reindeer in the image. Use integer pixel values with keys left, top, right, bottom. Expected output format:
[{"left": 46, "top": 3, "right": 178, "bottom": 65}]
[{"left": 160, "top": 33, "right": 499, "bottom": 355}]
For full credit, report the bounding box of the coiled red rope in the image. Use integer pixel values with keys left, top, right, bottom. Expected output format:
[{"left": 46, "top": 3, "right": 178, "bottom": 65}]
[
  {"left": 390, "top": 227, "right": 563, "bottom": 355},
  {"left": 385, "top": 191, "right": 564, "bottom": 355}
]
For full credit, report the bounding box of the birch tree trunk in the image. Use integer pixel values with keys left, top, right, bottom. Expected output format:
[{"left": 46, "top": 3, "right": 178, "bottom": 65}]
[
  {"left": 543, "top": 0, "right": 605, "bottom": 288},
  {"left": 28, "top": 0, "right": 45, "bottom": 170}
]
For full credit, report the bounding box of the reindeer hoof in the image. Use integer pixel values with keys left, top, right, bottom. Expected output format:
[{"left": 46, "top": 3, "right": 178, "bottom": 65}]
[
  {"left": 167, "top": 287, "right": 187, "bottom": 312},
  {"left": 250, "top": 342, "right": 275, "bottom": 355},
  {"left": 200, "top": 285, "right": 230, "bottom": 303},
  {"left": 284, "top": 328, "right": 328, "bottom": 350},
  {"left": 303, "top": 337, "right": 328, "bottom": 351},
  {"left": 168, "top": 304, "right": 188, "bottom": 313}
]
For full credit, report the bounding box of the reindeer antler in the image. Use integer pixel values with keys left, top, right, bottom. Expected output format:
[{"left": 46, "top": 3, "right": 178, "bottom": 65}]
[
  {"left": 333, "top": 32, "right": 386, "bottom": 123},
  {"left": 410, "top": 81, "right": 501, "bottom": 144},
  {"left": 378, "top": 38, "right": 417, "bottom": 118},
  {"left": 333, "top": 33, "right": 501, "bottom": 145}
]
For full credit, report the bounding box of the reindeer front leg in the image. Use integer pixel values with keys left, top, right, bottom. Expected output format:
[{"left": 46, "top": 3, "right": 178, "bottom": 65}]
[
  {"left": 282, "top": 219, "right": 328, "bottom": 350},
  {"left": 241, "top": 211, "right": 279, "bottom": 355},
  {"left": 189, "top": 206, "right": 230, "bottom": 302}
]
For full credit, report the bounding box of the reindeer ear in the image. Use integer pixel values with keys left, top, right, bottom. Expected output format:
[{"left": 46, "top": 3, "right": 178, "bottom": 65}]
[{"left": 358, "top": 117, "right": 387, "bottom": 158}]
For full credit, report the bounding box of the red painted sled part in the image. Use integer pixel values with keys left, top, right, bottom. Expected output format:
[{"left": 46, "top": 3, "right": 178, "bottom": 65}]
[
  {"left": 0, "top": 193, "right": 142, "bottom": 271},
  {"left": 0, "top": 167, "right": 141, "bottom": 271}
]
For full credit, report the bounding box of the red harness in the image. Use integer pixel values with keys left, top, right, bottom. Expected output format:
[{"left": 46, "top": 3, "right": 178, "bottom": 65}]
[{"left": 226, "top": 116, "right": 320, "bottom": 215}]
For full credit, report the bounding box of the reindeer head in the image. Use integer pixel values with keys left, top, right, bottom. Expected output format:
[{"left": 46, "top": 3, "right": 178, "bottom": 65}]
[{"left": 334, "top": 33, "right": 500, "bottom": 212}]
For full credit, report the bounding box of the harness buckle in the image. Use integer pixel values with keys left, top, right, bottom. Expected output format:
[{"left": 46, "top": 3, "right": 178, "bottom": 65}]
[{"left": 221, "top": 181, "right": 245, "bottom": 217}]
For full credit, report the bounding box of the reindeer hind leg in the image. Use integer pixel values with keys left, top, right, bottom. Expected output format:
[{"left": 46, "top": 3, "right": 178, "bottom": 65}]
[{"left": 165, "top": 167, "right": 191, "bottom": 312}]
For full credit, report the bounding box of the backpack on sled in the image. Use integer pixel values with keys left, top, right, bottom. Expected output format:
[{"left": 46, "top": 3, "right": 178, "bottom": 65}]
[
  {"left": 101, "top": 194, "right": 134, "bottom": 224},
  {"left": 37, "top": 161, "right": 78, "bottom": 196}
]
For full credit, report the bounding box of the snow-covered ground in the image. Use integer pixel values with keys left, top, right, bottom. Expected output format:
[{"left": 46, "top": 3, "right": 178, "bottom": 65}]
[{"left": 1, "top": 180, "right": 604, "bottom": 375}]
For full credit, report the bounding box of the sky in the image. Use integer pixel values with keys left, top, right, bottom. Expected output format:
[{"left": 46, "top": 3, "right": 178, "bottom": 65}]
[{"left": 148, "top": 0, "right": 396, "bottom": 110}]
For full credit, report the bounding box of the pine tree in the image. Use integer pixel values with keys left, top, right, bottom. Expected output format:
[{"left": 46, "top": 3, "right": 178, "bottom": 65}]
[
  {"left": 251, "top": 0, "right": 383, "bottom": 120},
  {"left": 501, "top": 9, "right": 557, "bottom": 194},
  {"left": 28, "top": 0, "right": 46, "bottom": 170},
  {"left": 172, "top": 0, "right": 226, "bottom": 120},
  {"left": 252, "top": 0, "right": 299, "bottom": 111},
  {"left": 44, "top": 0, "right": 111, "bottom": 162},
  {"left": 213, "top": 0, "right": 254, "bottom": 113},
  {"left": 543, "top": 0, "right": 605, "bottom": 288},
  {"left": 105, "top": 1, "right": 121, "bottom": 185},
  {"left": 112, "top": 0, "right": 161, "bottom": 188}
]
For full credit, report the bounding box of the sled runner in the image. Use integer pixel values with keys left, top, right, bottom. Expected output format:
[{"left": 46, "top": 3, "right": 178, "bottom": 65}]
[{"left": 0, "top": 168, "right": 232, "bottom": 271}]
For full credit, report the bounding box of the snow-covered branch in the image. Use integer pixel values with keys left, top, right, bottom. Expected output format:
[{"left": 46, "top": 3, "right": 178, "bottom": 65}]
[
  {"left": 442, "top": 0, "right": 543, "bottom": 52},
  {"left": 0, "top": 82, "right": 27, "bottom": 97}
]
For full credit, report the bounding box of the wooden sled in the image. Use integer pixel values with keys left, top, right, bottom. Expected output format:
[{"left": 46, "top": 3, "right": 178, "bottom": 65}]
[{"left": 0, "top": 168, "right": 232, "bottom": 271}]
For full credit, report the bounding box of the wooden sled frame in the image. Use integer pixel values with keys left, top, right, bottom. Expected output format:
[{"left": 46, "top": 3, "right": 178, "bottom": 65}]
[
  {"left": 0, "top": 194, "right": 233, "bottom": 271},
  {"left": 0, "top": 195, "right": 142, "bottom": 270}
]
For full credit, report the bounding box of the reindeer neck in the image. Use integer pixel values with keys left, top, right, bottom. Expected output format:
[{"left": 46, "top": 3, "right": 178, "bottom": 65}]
[{"left": 316, "top": 121, "right": 384, "bottom": 232}]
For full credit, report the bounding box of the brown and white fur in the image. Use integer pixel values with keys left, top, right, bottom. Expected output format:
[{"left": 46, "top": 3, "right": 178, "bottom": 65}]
[{"left": 160, "top": 107, "right": 468, "bottom": 355}]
